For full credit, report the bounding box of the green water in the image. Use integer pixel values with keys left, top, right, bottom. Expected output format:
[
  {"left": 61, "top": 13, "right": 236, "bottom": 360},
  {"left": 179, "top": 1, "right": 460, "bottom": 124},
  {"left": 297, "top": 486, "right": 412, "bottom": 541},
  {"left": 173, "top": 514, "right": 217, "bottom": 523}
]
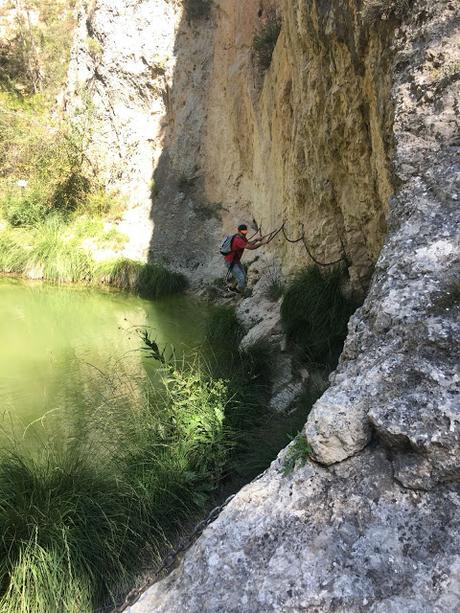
[{"left": 0, "top": 278, "right": 209, "bottom": 447}]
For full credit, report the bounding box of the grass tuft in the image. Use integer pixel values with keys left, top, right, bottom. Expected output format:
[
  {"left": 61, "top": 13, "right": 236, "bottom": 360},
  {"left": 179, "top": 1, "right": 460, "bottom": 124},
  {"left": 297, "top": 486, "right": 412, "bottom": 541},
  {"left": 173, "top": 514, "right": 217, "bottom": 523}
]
[
  {"left": 281, "top": 266, "right": 358, "bottom": 368},
  {"left": 27, "top": 217, "right": 94, "bottom": 284},
  {"left": 361, "top": 0, "right": 410, "bottom": 25},
  {"left": 95, "top": 258, "right": 188, "bottom": 298},
  {"left": 0, "top": 541, "right": 92, "bottom": 613},
  {"left": 205, "top": 304, "right": 244, "bottom": 350},
  {"left": 253, "top": 9, "right": 281, "bottom": 73},
  {"left": 266, "top": 277, "right": 284, "bottom": 301},
  {"left": 282, "top": 434, "right": 312, "bottom": 476}
]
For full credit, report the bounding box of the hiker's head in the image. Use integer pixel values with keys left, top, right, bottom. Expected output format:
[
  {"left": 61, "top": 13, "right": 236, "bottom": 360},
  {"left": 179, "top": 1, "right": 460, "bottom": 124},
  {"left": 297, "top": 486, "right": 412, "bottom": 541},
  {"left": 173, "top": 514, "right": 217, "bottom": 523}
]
[{"left": 238, "top": 224, "right": 248, "bottom": 236}]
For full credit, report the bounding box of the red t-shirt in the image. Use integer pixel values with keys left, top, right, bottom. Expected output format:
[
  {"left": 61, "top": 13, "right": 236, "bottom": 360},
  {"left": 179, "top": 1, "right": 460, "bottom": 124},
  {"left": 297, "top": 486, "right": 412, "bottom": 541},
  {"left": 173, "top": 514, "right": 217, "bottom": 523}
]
[{"left": 224, "top": 235, "right": 248, "bottom": 263}]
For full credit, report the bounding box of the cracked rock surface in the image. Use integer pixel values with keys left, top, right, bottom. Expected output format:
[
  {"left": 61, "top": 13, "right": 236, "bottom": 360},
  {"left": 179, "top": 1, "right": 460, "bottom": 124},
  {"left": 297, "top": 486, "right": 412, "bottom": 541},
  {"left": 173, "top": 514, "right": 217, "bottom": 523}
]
[
  {"left": 306, "top": 0, "right": 460, "bottom": 490},
  {"left": 131, "top": 449, "right": 460, "bottom": 612}
]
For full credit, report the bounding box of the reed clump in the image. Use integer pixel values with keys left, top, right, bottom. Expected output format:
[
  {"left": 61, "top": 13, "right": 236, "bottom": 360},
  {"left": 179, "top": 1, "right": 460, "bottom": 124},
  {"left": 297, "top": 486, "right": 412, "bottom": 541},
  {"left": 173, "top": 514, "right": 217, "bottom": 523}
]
[
  {"left": 0, "top": 355, "right": 230, "bottom": 611},
  {"left": 281, "top": 265, "right": 358, "bottom": 368}
]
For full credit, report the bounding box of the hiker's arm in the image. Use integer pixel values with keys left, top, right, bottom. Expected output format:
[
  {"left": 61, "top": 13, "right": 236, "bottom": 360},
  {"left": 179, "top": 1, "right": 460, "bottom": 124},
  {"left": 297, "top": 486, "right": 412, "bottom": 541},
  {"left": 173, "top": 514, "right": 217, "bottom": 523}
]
[{"left": 246, "top": 239, "right": 264, "bottom": 250}]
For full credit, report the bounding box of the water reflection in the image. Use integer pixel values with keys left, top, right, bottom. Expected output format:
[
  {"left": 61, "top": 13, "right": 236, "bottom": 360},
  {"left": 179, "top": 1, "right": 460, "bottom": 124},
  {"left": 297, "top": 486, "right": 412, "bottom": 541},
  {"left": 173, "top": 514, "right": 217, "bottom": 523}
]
[{"left": 0, "top": 278, "right": 208, "bottom": 448}]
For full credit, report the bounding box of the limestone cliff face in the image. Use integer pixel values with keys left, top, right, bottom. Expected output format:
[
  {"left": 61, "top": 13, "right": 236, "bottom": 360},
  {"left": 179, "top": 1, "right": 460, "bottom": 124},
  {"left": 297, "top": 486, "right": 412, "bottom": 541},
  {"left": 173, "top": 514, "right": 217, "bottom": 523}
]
[
  {"left": 66, "top": 0, "right": 183, "bottom": 261},
  {"left": 66, "top": 0, "right": 393, "bottom": 286},
  {"left": 204, "top": 0, "right": 393, "bottom": 288}
]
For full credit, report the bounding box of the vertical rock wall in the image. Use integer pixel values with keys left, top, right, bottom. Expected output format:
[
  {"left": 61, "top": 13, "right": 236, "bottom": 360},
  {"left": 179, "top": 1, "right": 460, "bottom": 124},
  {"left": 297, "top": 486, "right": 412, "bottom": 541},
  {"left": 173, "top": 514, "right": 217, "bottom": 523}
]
[
  {"left": 66, "top": 0, "right": 394, "bottom": 286},
  {"left": 66, "top": 0, "right": 182, "bottom": 261},
  {"left": 204, "top": 0, "right": 394, "bottom": 287}
]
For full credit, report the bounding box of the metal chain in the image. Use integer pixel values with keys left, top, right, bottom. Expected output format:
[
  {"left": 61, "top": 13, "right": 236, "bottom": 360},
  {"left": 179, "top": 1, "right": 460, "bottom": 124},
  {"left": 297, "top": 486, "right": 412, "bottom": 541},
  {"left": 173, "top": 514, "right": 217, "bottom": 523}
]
[
  {"left": 111, "top": 468, "right": 269, "bottom": 613},
  {"left": 111, "top": 492, "right": 236, "bottom": 613},
  {"left": 252, "top": 219, "right": 348, "bottom": 267}
]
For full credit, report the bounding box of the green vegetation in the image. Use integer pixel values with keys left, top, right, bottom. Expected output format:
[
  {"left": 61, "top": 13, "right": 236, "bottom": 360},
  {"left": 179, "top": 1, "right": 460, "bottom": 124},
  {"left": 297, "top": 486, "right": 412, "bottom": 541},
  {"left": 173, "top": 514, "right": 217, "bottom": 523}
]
[
  {"left": 431, "top": 279, "right": 460, "bottom": 312},
  {"left": 0, "top": 352, "right": 230, "bottom": 611},
  {"left": 266, "top": 277, "right": 285, "bottom": 301},
  {"left": 0, "top": 218, "right": 187, "bottom": 297},
  {"left": 361, "top": 0, "right": 410, "bottom": 25},
  {"left": 204, "top": 305, "right": 324, "bottom": 480},
  {"left": 253, "top": 9, "right": 281, "bottom": 72},
  {"left": 86, "top": 36, "right": 103, "bottom": 62},
  {"left": 282, "top": 434, "right": 312, "bottom": 476},
  {"left": 205, "top": 304, "right": 244, "bottom": 348},
  {"left": 184, "top": 0, "right": 212, "bottom": 21},
  {"left": 281, "top": 265, "right": 358, "bottom": 369},
  {"left": 0, "top": 88, "right": 123, "bottom": 227},
  {"left": 0, "top": 1, "right": 76, "bottom": 96},
  {"left": 97, "top": 258, "right": 188, "bottom": 299}
]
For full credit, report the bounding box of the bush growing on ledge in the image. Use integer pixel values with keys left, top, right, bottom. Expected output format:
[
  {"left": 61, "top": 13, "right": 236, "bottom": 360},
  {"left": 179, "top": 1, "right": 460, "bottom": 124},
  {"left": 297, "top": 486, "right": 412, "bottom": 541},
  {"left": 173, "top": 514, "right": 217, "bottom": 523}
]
[
  {"left": 361, "top": 0, "right": 410, "bottom": 25},
  {"left": 184, "top": 0, "right": 212, "bottom": 21},
  {"left": 253, "top": 9, "right": 281, "bottom": 73},
  {"left": 95, "top": 258, "right": 188, "bottom": 299},
  {"left": 281, "top": 265, "right": 358, "bottom": 369}
]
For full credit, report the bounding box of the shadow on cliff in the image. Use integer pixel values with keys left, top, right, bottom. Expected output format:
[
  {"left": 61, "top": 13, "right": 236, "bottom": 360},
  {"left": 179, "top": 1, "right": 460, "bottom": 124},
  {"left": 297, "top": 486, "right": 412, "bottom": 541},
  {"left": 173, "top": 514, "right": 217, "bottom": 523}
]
[{"left": 147, "top": 7, "right": 221, "bottom": 279}]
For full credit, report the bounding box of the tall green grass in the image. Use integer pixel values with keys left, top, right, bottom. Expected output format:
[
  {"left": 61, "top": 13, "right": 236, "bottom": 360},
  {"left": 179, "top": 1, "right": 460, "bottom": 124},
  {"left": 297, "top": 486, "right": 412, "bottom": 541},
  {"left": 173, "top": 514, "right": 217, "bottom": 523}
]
[
  {"left": 281, "top": 266, "right": 358, "bottom": 368},
  {"left": 0, "top": 219, "right": 188, "bottom": 297},
  {"left": 204, "top": 305, "right": 323, "bottom": 480},
  {"left": 95, "top": 258, "right": 188, "bottom": 299},
  {"left": 0, "top": 357, "right": 230, "bottom": 611}
]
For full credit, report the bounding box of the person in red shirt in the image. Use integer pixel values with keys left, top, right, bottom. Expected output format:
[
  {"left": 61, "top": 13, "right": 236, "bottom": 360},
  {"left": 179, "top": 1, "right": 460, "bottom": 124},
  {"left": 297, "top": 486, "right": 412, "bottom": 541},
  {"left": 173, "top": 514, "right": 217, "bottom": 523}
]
[{"left": 224, "top": 224, "right": 264, "bottom": 294}]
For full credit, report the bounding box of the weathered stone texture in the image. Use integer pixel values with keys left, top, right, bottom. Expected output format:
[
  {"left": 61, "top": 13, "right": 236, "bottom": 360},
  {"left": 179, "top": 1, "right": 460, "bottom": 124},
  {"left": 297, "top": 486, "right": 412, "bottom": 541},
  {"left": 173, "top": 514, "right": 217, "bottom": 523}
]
[
  {"left": 204, "top": 0, "right": 394, "bottom": 288},
  {"left": 306, "top": 0, "right": 460, "bottom": 489},
  {"left": 66, "top": 0, "right": 394, "bottom": 285},
  {"left": 66, "top": 0, "right": 182, "bottom": 260},
  {"left": 131, "top": 449, "right": 460, "bottom": 612}
]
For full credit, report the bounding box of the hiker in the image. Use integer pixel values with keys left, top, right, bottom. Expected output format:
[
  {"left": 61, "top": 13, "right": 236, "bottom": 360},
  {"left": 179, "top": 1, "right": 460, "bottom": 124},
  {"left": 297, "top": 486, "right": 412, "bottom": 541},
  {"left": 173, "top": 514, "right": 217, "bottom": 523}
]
[{"left": 222, "top": 224, "right": 264, "bottom": 294}]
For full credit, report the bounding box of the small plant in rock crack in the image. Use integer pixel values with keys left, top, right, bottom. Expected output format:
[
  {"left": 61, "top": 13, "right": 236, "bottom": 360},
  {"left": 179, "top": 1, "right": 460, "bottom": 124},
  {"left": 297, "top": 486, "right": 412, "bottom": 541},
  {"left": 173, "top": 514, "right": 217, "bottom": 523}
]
[
  {"left": 265, "top": 265, "right": 285, "bottom": 300},
  {"left": 253, "top": 9, "right": 282, "bottom": 73},
  {"left": 282, "top": 434, "right": 312, "bottom": 476},
  {"left": 361, "top": 0, "right": 410, "bottom": 25},
  {"left": 177, "top": 174, "right": 197, "bottom": 192},
  {"left": 266, "top": 278, "right": 284, "bottom": 301},
  {"left": 86, "top": 36, "right": 103, "bottom": 62},
  {"left": 184, "top": 0, "right": 212, "bottom": 21},
  {"left": 431, "top": 279, "right": 460, "bottom": 312}
]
